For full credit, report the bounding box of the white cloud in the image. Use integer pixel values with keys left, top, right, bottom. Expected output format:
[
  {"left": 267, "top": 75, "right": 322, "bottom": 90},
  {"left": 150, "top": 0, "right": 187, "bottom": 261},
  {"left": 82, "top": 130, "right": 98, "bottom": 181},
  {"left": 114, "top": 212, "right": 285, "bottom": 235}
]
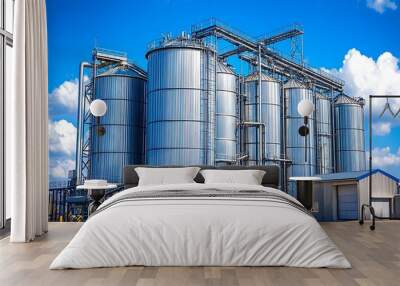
[
  {"left": 48, "top": 119, "right": 78, "bottom": 180},
  {"left": 367, "top": 0, "right": 397, "bottom": 13},
  {"left": 49, "top": 159, "right": 75, "bottom": 178},
  {"left": 49, "top": 119, "right": 77, "bottom": 156},
  {"left": 49, "top": 76, "right": 88, "bottom": 112},
  {"left": 48, "top": 76, "right": 89, "bottom": 180},
  {"left": 324, "top": 49, "right": 400, "bottom": 114},
  {"left": 371, "top": 147, "right": 400, "bottom": 167},
  {"left": 372, "top": 122, "right": 391, "bottom": 136}
]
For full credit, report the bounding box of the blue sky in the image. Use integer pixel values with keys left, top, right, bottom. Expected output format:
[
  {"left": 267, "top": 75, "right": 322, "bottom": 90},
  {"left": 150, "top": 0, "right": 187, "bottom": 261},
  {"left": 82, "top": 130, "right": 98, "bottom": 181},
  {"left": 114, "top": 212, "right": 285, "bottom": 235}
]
[{"left": 46, "top": 0, "right": 400, "bottom": 179}]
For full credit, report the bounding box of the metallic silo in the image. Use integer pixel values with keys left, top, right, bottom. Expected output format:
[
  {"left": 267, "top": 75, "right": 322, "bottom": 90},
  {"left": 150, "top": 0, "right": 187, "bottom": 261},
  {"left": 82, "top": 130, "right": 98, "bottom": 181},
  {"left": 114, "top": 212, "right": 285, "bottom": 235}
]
[
  {"left": 216, "top": 61, "right": 237, "bottom": 164},
  {"left": 244, "top": 72, "right": 281, "bottom": 166},
  {"left": 145, "top": 36, "right": 216, "bottom": 165},
  {"left": 334, "top": 95, "right": 366, "bottom": 172},
  {"left": 91, "top": 65, "right": 146, "bottom": 183},
  {"left": 285, "top": 79, "right": 316, "bottom": 182},
  {"left": 316, "top": 93, "right": 334, "bottom": 174}
]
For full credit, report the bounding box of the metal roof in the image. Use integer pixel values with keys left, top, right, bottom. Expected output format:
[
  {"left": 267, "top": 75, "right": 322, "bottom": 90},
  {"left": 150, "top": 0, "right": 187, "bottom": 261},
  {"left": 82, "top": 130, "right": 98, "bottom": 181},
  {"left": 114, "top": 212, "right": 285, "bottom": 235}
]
[
  {"left": 283, "top": 79, "right": 306, "bottom": 89},
  {"left": 146, "top": 36, "right": 213, "bottom": 57},
  {"left": 316, "top": 169, "right": 399, "bottom": 183},
  {"left": 98, "top": 65, "right": 145, "bottom": 78},
  {"left": 335, "top": 94, "right": 365, "bottom": 105},
  {"left": 216, "top": 61, "right": 236, "bottom": 75},
  {"left": 316, "top": 92, "right": 330, "bottom": 100},
  {"left": 245, "top": 71, "right": 278, "bottom": 82}
]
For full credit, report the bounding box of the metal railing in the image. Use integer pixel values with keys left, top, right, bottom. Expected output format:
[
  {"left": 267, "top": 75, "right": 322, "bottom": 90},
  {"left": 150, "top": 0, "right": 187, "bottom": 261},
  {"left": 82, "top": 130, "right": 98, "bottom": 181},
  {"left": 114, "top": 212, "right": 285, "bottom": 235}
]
[
  {"left": 191, "top": 18, "right": 344, "bottom": 90},
  {"left": 147, "top": 34, "right": 215, "bottom": 53},
  {"left": 48, "top": 184, "right": 125, "bottom": 222},
  {"left": 48, "top": 186, "right": 75, "bottom": 222},
  {"left": 93, "top": 47, "right": 128, "bottom": 61},
  {"left": 255, "top": 23, "right": 303, "bottom": 41},
  {"left": 191, "top": 18, "right": 257, "bottom": 44}
]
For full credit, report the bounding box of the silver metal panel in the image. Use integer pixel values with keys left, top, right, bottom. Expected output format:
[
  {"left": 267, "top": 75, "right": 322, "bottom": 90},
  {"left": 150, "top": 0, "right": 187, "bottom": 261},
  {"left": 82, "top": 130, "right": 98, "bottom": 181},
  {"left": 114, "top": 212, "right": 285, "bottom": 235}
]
[
  {"left": 244, "top": 74, "right": 281, "bottom": 165},
  {"left": 285, "top": 85, "right": 316, "bottom": 178},
  {"left": 337, "top": 184, "right": 358, "bottom": 220},
  {"left": 216, "top": 62, "right": 237, "bottom": 163},
  {"left": 316, "top": 95, "right": 334, "bottom": 174},
  {"left": 313, "top": 182, "right": 337, "bottom": 221},
  {"left": 335, "top": 101, "right": 366, "bottom": 172},
  {"left": 146, "top": 43, "right": 215, "bottom": 165},
  {"left": 91, "top": 73, "right": 146, "bottom": 183}
]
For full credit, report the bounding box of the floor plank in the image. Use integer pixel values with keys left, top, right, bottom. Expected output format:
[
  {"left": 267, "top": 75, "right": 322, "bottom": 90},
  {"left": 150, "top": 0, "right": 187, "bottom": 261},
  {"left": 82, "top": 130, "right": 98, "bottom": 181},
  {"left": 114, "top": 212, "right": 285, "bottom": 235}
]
[{"left": 0, "top": 221, "right": 399, "bottom": 286}]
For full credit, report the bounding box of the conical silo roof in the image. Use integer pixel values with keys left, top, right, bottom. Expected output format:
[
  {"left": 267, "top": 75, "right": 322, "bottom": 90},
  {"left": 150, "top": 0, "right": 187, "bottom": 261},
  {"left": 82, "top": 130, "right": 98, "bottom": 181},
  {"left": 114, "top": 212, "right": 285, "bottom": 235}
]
[
  {"left": 283, "top": 79, "right": 306, "bottom": 89},
  {"left": 216, "top": 61, "right": 236, "bottom": 75},
  {"left": 245, "top": 71, "right": 278, "bottom": 82},
  {"left": 98, "top": 65, "right": 146, "bottom": 79},
  {"left": 316, "top": 92, "right": 329, "bottom": 100},
  {"left": 335, "top": 94, "right": 365, "bottom": 105}
]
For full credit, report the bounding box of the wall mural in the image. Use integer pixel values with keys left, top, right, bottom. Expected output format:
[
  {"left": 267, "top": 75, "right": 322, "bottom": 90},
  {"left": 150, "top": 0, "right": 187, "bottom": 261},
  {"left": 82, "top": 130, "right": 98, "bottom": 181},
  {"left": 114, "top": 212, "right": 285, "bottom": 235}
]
[{"left": 46, "top": 1, "right": 400, "bottom": 223}]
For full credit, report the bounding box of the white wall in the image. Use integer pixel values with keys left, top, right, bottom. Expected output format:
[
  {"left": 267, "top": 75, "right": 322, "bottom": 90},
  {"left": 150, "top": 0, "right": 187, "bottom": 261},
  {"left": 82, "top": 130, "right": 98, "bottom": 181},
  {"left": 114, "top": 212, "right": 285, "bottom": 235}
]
[
  {"left": 359, "top": 172, "right": 398, "bottom": 219},
  {"left": 313, "top": 182, "right": 338, "bottom": 221}
]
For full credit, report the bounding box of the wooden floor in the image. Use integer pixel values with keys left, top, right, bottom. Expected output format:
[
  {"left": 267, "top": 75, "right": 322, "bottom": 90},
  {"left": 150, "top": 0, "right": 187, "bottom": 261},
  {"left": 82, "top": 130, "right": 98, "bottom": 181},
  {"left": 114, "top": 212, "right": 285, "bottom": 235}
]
[{"left": 0, "top": 221, "right": 399, "bottom": 286}]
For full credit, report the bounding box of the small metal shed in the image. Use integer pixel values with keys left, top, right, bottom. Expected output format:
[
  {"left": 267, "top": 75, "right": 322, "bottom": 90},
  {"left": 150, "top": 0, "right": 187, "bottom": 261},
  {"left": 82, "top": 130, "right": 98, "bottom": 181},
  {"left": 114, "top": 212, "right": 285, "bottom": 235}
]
[{"left": 312, "top": 169, "right": 399, "bottom": 221}]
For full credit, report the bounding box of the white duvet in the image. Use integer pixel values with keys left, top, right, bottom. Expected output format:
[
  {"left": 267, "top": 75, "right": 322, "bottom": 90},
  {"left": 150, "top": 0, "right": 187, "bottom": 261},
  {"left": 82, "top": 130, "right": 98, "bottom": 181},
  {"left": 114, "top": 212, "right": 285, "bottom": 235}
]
[{"left": 50, "top": 183, "right": 351, "bottom": 269}]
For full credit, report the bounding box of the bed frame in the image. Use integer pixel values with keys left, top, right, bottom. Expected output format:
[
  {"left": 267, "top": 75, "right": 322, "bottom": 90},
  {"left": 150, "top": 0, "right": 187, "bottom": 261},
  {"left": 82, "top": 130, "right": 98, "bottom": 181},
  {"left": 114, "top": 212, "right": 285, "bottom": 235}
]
[{"left": 123, "top": 165, "right": 280, "bottom": 189}]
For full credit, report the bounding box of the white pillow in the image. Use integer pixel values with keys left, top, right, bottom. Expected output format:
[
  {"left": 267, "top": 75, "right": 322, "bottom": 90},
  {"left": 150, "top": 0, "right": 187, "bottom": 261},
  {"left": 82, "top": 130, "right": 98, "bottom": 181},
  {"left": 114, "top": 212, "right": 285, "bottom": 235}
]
[
  {"left": 200, "top": 169, "right": 265, "bottom": 185},
  {"left": 135, "top": 167, "right": 200, "bottom": 186}
]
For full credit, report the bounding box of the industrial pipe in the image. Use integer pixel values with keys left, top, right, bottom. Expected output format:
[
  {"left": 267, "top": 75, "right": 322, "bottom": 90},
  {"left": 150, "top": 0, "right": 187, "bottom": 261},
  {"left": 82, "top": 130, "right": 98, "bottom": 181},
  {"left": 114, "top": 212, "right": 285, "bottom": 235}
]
[
  {"left": 257, "top": 45, "right": 263, "bottom": 165},
  {"left": 330, "top": 90, "right": 337, "bottom": 172},
  {"left": 241, "top": 121, "right": 266, "bottom": 165},
  {"left": 281, "top": 83, "right": 287, "bottom": 192},
  {"left": 238, "top": 76, "right": 247, "bottom": 165}
]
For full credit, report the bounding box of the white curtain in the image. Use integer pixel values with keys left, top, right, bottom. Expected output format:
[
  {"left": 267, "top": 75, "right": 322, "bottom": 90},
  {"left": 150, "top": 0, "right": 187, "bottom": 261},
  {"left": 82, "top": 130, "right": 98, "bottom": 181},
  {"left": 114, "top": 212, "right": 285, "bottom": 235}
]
[{"left": 8, "top": 0, "right": 48, "bottom": 242}]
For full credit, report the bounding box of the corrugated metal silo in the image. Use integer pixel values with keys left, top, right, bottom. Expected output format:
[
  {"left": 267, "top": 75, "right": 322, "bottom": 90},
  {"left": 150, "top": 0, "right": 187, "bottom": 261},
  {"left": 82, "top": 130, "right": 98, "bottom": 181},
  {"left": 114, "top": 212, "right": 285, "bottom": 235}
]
[
  {"left": 145, "top": 37, "right": 216, "bottom": 165},
  {"left": 216, "top": 61, "right": 237, "bottom": 164},
  {"left": 334, "top": 95, "right": 366, "bottom": 172},
  {"left": 316, "top": 93, "right": 334, "bottom": 174},
  {"left": 91, "top": 65, "right": 146, "bottom": 183},
  {"left": 244, "top": 72, "right": 281, "bottom": 165},
  {"left": 285, "top": 79, "right": 316, "bottom": 179}
]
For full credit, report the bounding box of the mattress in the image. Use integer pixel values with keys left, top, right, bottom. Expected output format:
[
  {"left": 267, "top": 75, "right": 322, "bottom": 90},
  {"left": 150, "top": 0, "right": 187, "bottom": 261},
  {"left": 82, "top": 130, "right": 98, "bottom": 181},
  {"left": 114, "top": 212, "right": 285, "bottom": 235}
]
[{"left": 50, "top": 183, "right": 351, "bottom": 269}]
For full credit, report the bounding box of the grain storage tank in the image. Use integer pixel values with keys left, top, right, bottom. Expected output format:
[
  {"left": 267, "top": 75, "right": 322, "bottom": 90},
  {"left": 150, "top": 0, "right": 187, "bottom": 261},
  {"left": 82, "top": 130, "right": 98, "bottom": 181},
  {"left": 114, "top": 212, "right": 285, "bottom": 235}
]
[
  {"left": 216, "top": 61, "right": 237, "bottom": 164},
  {"left": 334, "top": 95, "right": 366, "bottom": 172},
  {"left": 145, "top": 36, "right": 216, "bottom": 165},
  {"left": 284, "top": 79, "right": 316, "bottom": 178},
  {"left": 244, "top": 72, "right": 281, "bottom": 165},
  {"left": 91, "top": 64, "right": 146, "bottom": 183},
  {"left": 316, "top": 93, "right": 334, "bottom": 174}
]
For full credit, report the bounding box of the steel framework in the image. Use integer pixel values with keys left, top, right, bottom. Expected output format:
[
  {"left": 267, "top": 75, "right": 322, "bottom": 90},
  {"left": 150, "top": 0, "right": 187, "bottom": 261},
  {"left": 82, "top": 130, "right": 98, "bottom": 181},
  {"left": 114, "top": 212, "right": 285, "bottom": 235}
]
[
  {"left": 192, "top": 19, "right": 343, "bottom": 92},
  {"left": 191, "top": 19, "right": 345, "bottom": 191}
]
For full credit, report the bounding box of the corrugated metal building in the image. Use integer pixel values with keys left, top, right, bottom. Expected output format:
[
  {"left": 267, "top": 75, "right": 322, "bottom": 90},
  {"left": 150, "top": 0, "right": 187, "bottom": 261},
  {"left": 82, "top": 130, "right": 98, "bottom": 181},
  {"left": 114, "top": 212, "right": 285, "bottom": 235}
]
[{"left": 312, "top": 169, "right": 399, "bottom": 221}]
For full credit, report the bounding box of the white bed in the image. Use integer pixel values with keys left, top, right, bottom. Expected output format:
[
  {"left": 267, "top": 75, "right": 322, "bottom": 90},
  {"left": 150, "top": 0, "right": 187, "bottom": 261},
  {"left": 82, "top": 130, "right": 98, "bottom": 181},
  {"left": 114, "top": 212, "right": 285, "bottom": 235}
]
[{"left": 50, "top": 183, "right": 351, "bottom": 269}]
